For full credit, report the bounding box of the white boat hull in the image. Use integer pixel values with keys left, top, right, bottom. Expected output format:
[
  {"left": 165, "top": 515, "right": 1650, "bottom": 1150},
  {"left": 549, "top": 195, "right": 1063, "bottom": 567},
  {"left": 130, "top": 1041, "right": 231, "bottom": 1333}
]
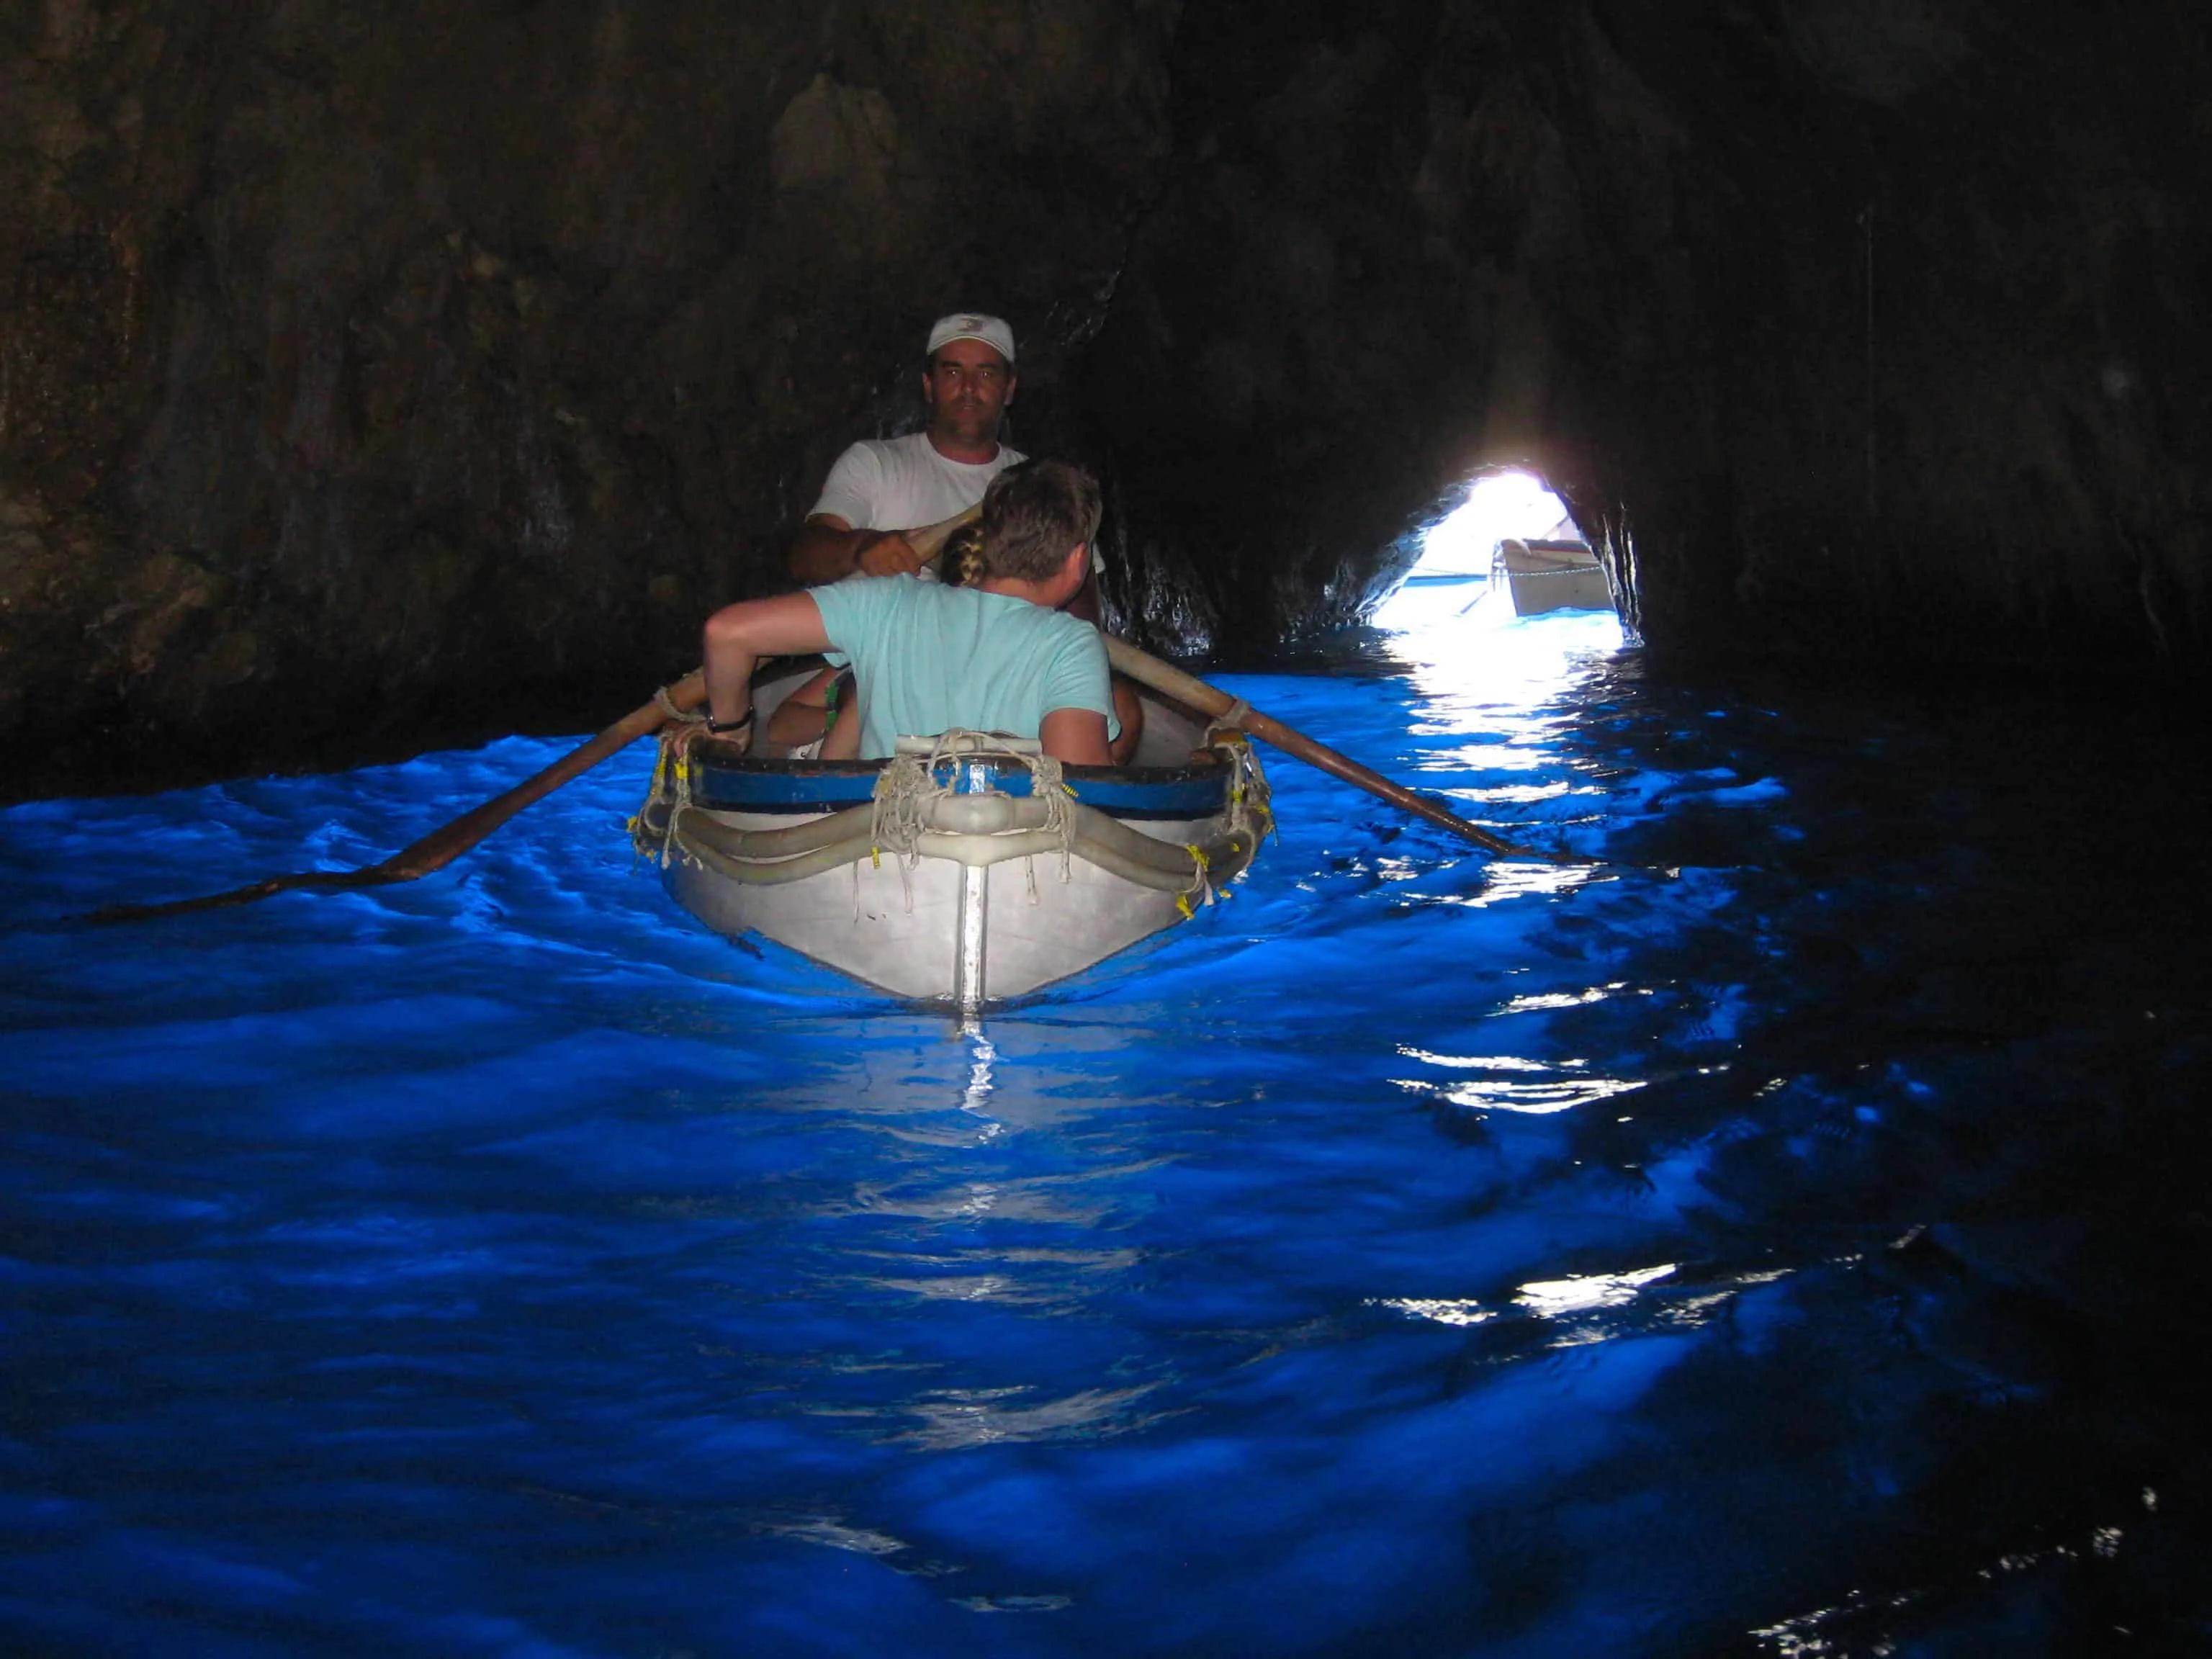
[
  {"left": 1496, "top": 538, "right": 1614, "bottom": 615},
  {"left": 635, "top": 683, "right": 1267, "bottom": 1005},
  {"left": 662, "top": 801, "right": 1238, "bottom": 1001}
]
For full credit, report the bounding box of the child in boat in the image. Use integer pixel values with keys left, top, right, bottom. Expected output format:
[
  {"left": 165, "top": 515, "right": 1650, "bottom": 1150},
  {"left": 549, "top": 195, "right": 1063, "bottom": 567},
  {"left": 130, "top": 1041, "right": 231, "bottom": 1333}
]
[{"left": 700, "top": 460, "right": 1119, "bottom": 767}]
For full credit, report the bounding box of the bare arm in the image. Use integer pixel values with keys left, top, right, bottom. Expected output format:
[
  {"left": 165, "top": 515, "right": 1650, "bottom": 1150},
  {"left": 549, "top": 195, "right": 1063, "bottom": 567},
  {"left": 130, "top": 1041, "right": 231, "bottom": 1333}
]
[
  {"left": 788, "top": 514, "right": 922, "bottom": 583},
  {"left": 1039, "top": 708, "right": 1113, "bottom": 768},
  {"left": 702, "top": 591, "right": 833, "bottom": 734}
]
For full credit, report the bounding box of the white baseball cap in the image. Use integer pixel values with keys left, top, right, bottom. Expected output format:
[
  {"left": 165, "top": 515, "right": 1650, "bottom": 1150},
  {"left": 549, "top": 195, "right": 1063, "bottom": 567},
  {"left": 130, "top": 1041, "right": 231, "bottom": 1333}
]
[{"left": 925, "top": 312, "right": 1016, "bottom": 366}]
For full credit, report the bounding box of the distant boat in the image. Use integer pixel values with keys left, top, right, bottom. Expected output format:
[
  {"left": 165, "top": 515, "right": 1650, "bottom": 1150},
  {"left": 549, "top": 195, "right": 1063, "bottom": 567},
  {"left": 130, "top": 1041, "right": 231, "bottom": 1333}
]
[
  {"left": 631, "top": 670, "right": 1269, "bottom": 1007},
  {"left": 1494, "top": 538, "right": 1614, "bottom": 616}
]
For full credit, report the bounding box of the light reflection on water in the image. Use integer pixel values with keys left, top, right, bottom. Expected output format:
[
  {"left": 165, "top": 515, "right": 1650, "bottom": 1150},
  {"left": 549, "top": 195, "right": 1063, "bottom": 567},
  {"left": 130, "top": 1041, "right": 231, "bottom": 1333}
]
[{"left": 4, "top": 608, "right": 2210, "bottom": 1655}]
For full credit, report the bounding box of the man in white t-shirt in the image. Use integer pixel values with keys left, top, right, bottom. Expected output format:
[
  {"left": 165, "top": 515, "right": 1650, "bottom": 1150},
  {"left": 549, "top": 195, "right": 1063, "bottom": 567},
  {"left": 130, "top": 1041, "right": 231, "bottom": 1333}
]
[
  {"left": 787, "top": 312, "right": 1026, "bottom": 584},
  {"left": 773, "top": 313, "right": 1144, "bottom": 763}
]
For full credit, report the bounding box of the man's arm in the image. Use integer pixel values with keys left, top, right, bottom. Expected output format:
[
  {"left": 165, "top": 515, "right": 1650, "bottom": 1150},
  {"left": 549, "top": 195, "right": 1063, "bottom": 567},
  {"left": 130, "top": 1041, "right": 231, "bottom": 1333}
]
[
  {"left": 788, "top": 514, "right": 924, "bottom": 583},
  {"left": 702, "top": 591, "right": 834, "bottom": 734},
  {"left": 1038, "top": 708, "right": 1113, "bottom": 768}
]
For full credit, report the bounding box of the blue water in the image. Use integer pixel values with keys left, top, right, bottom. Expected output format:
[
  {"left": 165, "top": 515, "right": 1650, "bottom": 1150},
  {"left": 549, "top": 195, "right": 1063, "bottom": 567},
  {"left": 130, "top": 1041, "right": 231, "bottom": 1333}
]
[{"left": 4, "top": 610, "right": 2208, "bottom": 1657}]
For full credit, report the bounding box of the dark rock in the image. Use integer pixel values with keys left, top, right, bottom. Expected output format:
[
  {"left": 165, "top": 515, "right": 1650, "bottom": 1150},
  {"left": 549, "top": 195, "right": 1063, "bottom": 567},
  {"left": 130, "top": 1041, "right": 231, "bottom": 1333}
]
[{"left": 3, "top": 1, "right": 2205, "bottom": 798}]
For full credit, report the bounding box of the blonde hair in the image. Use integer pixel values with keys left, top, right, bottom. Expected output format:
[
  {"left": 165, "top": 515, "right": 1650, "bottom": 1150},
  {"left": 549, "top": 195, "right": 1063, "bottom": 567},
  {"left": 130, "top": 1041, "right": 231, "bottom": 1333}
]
[{"left": 940, "top": 522, "right": 988, "bottom": 588}]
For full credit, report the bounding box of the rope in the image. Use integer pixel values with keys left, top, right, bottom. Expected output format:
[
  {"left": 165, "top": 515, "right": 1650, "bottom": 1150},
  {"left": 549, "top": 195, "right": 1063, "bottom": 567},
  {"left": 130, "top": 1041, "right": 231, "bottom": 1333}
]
[
  {"left": 1211, "top": 729, "right": 1274, "bottom": 845},
  {"left": 655, "top": 683, "right": 709, "bottom": 724},
  {"left": 868, "top": 750, "right": 931, "bottom": 914},
  {"left": 1177, "top": 842, "right": 1214, "bottom": 920},
  {"left": 629, "top": 727, "right": 703, "bottom": 869},
  {"left": 865, "top": 732, "right": 1080, "bottom": 912},
  {"left": 637, "top": 727, "right": 1273, "bottom": 931},
  {"left": 1179, "top": 729, "right": 1270, "bottom": 913},
  {"left": 1030, "top": 752, "right": 1075, "bottom": 886},
  {"left": 1205, "top": 698, "right": 1254, "bottom": 747}
]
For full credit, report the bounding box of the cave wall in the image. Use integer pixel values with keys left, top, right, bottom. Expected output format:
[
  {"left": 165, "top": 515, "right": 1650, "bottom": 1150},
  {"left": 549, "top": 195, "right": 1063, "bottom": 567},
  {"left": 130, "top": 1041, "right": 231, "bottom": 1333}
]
[
  {"left": 1089, "top": 1, "right": 2211, "bottom": 673},
  {"left": 4, "top": 0, "right": 2206, "bottom": 796},
  {"left": 1, "top": 0, "right": 1174, "bottom": 792}
]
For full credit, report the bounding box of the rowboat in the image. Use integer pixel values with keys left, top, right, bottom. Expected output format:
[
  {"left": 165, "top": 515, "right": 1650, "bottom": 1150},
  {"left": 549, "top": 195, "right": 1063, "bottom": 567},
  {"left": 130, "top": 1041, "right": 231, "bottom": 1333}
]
[
  {"left": 1495, "top": 538, "right": 1614, "bottom": 615},
  {"left": 630, "top": 670, "right": 1270, "bottom": 1005}
]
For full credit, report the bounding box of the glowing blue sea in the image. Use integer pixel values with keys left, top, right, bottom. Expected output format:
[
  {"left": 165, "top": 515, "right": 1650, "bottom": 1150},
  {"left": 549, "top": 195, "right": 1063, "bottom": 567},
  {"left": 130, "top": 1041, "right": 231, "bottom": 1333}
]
[{"left": 4, "top": 607, "right": 2208, "bottom": 1657}]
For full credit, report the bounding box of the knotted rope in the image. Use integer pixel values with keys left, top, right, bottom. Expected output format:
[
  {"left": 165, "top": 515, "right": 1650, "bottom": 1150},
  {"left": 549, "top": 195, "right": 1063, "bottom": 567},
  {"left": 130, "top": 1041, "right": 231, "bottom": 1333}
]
[
  {"left": 654, "top": 685, "right": 710, "bottom": 724},
  {"left": 1205, "top": 697, "right": 1256, "bottom": 747},
  {"left": 629, "top": 725, "right": 706, "bottom": 868},
  {"left": 865, "top": 731, "right": 1079, "bottom": 914}
]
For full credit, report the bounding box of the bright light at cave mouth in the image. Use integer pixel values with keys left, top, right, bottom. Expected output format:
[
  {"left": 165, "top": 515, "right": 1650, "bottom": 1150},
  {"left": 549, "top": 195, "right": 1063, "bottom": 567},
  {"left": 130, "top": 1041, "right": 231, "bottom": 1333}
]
[
  {"left": 1411, "top": 472, "right": 1574, "bottom": 580},
  {"left": 1372, "top": 469, "right": 1599, "bottom": 633}
]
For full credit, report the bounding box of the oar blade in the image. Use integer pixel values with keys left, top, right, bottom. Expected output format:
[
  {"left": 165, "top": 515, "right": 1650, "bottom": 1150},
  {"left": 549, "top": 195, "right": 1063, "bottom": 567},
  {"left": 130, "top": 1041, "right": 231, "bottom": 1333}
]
[{"left": 75, "top": 670, "right": 709, "bottom": 925}]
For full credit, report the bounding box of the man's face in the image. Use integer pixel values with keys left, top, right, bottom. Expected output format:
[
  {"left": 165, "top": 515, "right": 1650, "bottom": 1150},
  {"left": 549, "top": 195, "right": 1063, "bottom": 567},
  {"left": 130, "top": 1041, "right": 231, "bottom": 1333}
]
[{"left": 922, "top": 338, "right": 1015, "bottom": 450}]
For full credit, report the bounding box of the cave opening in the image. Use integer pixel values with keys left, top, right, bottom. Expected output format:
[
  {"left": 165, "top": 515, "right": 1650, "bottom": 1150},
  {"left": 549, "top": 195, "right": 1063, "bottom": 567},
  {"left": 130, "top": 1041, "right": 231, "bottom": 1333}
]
[
  {"left": 1366, "top": 467, "right": 1623, "bottom": 709},
  {"left": 1370, "top": 469, "right": 1606, "bottom": 632}
]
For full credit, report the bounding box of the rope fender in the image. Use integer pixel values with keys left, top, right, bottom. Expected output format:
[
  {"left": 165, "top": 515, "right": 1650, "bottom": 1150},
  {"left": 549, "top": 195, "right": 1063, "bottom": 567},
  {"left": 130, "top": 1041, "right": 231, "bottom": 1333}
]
[{"left": 632, "top": 729, "right": 1269, "bottom": 907}]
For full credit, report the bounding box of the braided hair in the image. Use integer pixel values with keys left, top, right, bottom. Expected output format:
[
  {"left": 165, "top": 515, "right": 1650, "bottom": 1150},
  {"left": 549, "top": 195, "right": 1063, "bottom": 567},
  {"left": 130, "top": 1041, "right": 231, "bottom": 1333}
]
[{"left": 940, "top": 521, "right": 989, "bottom": 588}]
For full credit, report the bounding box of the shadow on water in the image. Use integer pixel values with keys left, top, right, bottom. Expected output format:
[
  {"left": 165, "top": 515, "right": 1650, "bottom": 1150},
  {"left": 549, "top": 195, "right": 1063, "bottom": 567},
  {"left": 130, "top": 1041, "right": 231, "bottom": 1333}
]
[
  {"left": 3, "top": 608, "right": 2210, "bottom": 1655},
  {"left": 1511, "top": 645, "right": 2212, "bottom": 1656}
]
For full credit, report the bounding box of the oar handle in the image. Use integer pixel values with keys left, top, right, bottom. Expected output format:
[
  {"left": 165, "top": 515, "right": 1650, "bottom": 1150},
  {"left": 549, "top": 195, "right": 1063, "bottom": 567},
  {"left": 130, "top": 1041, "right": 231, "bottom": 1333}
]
[
  {"left": 1102, "top": 635, "right": 1559, "bottom": 860},
  {"left": 907, "top": 505, "right": 981, "bottom": 570}
]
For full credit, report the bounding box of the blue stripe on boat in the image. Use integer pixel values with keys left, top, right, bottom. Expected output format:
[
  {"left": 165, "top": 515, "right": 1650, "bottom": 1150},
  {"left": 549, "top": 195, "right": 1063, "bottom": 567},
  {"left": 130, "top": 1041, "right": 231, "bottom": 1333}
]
[{"left": 688, "top": 756, "right": 1229, "bottom": 819}]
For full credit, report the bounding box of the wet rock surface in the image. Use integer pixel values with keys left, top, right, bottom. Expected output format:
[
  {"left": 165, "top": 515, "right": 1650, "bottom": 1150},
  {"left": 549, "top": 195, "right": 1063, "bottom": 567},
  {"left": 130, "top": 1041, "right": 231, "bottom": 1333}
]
[{"left": 4, "top": 1, "right": 2205, "bottom": 796}]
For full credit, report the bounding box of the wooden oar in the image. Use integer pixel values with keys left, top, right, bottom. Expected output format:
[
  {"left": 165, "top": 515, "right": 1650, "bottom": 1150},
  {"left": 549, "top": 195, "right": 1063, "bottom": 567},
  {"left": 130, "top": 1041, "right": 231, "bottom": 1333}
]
[
  {"left": 82, "top": 671, "right": 712, "bottom": 924},
  {"left": 1103, "top": 634, "right": 1569, "bottom": 861},
  {"left": 81, "top": 509, "right": 988, "bottom": 927},
  {"left": 909, "top": 504, "right": 980, "bottom": 570}
]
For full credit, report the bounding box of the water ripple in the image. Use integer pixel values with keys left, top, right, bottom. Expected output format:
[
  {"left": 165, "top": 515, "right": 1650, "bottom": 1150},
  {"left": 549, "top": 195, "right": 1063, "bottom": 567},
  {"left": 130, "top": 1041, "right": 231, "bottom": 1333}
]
[{"left": 6, "top": 618, "right": 2210, "bottom": 1653}]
